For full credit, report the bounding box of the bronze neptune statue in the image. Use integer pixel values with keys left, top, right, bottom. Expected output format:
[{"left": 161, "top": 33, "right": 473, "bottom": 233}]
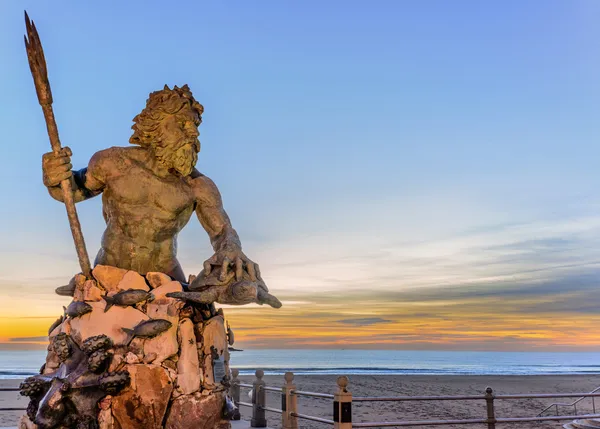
[{"left": 21, "top": 11, "right": 280, "bottom": 429}]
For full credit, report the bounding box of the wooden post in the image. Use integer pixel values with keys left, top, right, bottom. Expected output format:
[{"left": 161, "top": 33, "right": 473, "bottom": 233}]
[
  {"left": 282, "top": 371, "right": 298, "bottom": 429},
  {"left": 229, "top": 368, "right": 241, "bottom": 421},
  {"left": 251, "top": 369, "right": 267, "bottom": 427},
  {"left": 485, "top": 387, "right": 496, "bottom": 429},
  {"left": 334, "top": 376, "right": 352, "bottom": 429}
]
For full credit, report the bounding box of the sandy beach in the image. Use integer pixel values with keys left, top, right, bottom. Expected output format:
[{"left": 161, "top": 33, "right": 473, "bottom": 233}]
[
  {"left": 2, "top": 375, "right": 600, "bottom": 428},
  {"left": 237, "top": 375, "right": 600, "bottom": 429},
  {"left": 0, "top": 378, "right": 24, "bottom": 428}
]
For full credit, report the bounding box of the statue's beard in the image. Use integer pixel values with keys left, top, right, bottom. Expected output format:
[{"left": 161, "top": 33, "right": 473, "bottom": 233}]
[{"left": 154, "top": 141, "right": 198, "bottom": 176}]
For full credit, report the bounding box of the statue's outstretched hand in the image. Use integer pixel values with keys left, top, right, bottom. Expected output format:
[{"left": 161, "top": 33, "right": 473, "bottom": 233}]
[
  {"left": 201, "top": 248, "right": 266, "bottom": 289},
  {"left": 172, "top": 248, "right": 281, "bottom": 308}
]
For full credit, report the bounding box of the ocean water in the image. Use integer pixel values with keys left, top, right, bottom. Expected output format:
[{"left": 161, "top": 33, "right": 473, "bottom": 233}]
[
  {"left": 229, "top": 349, "right": 600, "bottom": 376},
  {"left": 1, "top": 349, "right": 600, "bottom": 379}
]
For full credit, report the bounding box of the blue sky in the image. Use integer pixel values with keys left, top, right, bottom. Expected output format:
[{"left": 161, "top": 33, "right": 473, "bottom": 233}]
[{"left": 1, "top": 1, "right": 600, "bottom": 350}]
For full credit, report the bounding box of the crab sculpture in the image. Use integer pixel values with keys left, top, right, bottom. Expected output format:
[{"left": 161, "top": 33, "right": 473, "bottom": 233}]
[{"left": 20, "top": 333, "right": 129, "bottom": 429}]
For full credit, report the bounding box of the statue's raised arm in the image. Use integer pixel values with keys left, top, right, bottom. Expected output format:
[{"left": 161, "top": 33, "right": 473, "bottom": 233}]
[{"left": 43, "top": 147, "right": 105, "bottom": 203}]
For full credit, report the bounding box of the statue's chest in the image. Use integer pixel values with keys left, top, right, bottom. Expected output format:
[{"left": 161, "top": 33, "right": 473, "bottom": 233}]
[{"left": 107, "top": 169, "right": 194, "bottom": 214}]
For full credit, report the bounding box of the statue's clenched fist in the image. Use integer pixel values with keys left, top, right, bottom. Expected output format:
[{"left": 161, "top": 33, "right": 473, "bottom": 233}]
[{"left": 42, "top": 147, "right": 73, "bottom": 187}]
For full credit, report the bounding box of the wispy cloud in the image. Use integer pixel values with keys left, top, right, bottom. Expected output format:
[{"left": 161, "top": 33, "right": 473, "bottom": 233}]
[
  {"left": 337, "top": 318, "right": 393, "bottom": 326},
  {"left": 9, "top": 336, "right": 48, "bottom": 342},
  {"left": 218, "top": 205, "right": 600, "bottom": 350},
  {"left": 254, "top": 210, "right": 600, "bottom": 296},
  {"left": 3, "top": 192, "right": 600, "bottom": 351}
]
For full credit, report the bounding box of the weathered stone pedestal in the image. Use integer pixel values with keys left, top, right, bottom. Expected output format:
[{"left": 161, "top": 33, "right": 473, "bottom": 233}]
[{"left": 19, "top": 265, "right": 235, "bottom": 429}]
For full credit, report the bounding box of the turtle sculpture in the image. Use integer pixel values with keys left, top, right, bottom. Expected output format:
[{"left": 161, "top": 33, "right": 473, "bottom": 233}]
[{"left": 168, "top": 262, "right": 282, "bottom": 308}]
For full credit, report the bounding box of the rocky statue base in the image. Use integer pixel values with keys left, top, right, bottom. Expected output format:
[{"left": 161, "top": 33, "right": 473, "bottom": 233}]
[{"left": 19, "top": 265, "right": 235, "bottom": 429}]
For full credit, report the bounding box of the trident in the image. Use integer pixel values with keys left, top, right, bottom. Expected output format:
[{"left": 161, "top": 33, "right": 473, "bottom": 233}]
[{"left": 24, "top": 12, "right": 92, "bottom": 278}]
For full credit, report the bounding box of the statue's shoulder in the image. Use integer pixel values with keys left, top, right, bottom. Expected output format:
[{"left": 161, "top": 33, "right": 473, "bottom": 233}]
[
  {"left": 189, "top": 168, "right": 215, "bottom": 187},
  {"left": 189, "top": 167, "right": 205, "bottom": 180},
  {"left": 189, "top": 169, "right": 221, "bottom": 202},
  {"left": 89, "top": 146, "right": 139, "bottom": 168}
]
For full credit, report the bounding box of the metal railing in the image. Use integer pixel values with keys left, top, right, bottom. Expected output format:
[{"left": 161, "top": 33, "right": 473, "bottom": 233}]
[
  {"left": 229, "top": 369, "right": 600, "bottom": 428},
  {"left": 4, "top": 374, "right": 599, "bottom": 428},
  {"left": 537, "top": 384, "right": 600, "bottom": 417}
]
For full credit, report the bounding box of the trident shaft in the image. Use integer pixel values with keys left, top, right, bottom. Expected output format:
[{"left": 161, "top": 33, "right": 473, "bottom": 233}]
[{"left": 24, "top": 11, "right": 92, "bottom": 278}]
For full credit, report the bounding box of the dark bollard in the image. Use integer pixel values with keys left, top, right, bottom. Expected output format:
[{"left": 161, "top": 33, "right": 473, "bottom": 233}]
[
  {"left": 485, "top": 387, "right": 496, "bottom": 429},
  {"left": 334, "top": 376, "right": 352, "bottom": 429}
]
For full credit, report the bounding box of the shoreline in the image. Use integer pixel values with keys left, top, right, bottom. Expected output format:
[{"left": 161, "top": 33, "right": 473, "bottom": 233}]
[
  {"left": 4, "top": 372, "right": 600, "bottom": 379},
  {"left": 3, "top": 375, "right": 600, "bottom": 428}
]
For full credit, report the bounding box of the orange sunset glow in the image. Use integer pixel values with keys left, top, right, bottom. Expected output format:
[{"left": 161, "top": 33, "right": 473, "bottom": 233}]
[{"left": 2, "top": 1, "right": 600, "bottom": 354}]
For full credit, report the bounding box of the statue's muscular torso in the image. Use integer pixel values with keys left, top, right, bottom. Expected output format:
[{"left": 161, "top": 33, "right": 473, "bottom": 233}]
[{"left": 61, "top": 146, "right": 226, "bottom": 282}]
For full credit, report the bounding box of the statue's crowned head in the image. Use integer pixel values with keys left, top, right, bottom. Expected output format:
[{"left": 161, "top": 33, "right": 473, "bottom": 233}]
[{"left": 130, "top": 84, "right": 204, "bottom": 176}]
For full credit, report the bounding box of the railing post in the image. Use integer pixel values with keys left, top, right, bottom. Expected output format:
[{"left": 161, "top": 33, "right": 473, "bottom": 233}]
[
  {"left": 282, "top": 371, "right": 298, "bottom": 429},
  {"left": 485, "top": 387, "right": 496, "bottom": 429},
  {"left": 251, "top": 369, "right": 267, "bottom": 428},
  {"left": 334, "top": 376, "right": 352, "bottom": 429},
  {"left": 229, "top": 368, "right": 241, "bottom": 421}
]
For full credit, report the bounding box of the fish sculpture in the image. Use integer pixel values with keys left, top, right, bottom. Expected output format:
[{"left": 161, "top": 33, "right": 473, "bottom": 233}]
[
  {"left": 55, "top": 283, "right": 76, "bottom": 297},
  {"left": 64, "top": 301, "right": 92, "bottom": 318},
  {"left": 122, "top": 319, "right": 172, "bottom": 345},
  {"left": 103, "top": 289, "right": 153, "bottom": 312},
  {"left": 55, "top": 274, "right": 85, "bottom": 297},
  {"left": 47, "top": 315, "right": 64, "bottom": 335}
]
